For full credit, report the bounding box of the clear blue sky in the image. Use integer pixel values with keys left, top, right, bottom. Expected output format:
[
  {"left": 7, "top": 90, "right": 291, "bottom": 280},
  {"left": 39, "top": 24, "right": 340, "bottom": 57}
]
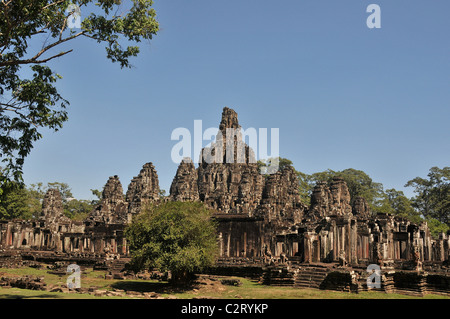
[{"left": 22, "top": 0, "right": 450, "bottom": 200}]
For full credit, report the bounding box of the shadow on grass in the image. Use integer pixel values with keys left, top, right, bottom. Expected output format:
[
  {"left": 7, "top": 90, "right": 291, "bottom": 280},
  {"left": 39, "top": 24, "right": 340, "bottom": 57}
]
[
  {"left": 110, "top": 280, "right": 194, "bottom": 294},
  {"left": 0, "top": 293, "right": 62, "bottom": 299}
]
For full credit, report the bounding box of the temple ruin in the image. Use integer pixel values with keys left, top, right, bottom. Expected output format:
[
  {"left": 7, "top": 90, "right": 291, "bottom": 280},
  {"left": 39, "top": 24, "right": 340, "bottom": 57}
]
[{"left": 0, "top": 107, "right": 448, "bottom": 295}]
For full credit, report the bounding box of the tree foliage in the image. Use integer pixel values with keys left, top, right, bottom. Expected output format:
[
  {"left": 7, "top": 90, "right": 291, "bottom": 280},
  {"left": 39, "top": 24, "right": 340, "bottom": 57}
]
[
  {"left": 378, "top": 188, "right": 422, "bottom": 224},
  {"left": 0, "top": 182, "right": 32, "bottom": 219},
  {"left": 125, "top": 201, "right": 219, "bottom": 284},
  {"left": 405, "top": 166, "right": 450, "bottom": 226},
  {"left": 0, "top": 0, "right": 159, "bottom": 185},
  {"left": 0, "top": 181, "right": 96, "bottom": 220},
  {"left": 28, "top": 181, "right": 94, "bottom": 220},
  {"left": 64, "top": 197, "right": 92, "bottom": 220},
  {"left": 304, "top": 168, "right": 385, "bottom": 210},
  {"left": 257, "top": 157, "right": 294, "bottom": 176}
]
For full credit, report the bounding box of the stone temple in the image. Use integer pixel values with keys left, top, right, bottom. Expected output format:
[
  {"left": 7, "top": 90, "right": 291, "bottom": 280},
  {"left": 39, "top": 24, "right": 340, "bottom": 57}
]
[{"left": 0, "top": 107, "right": 449, "bottom": 295}]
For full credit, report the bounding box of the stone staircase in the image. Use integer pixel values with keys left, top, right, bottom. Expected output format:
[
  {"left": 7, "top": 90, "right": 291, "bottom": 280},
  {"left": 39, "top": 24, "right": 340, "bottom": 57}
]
[
  {"left": 108, "top": 258, "right": 131, "bottom": 279},
  {"left": 261, "top": 266, "right": 295, "bottom": 286},
  {"left": 261, "top": 264, "right": 331, "bottom": 289},
  {"left": 294, "top": 266, "right": 330, "bottom": 289},
  {"left": 110, "top": 258, "right": 130, "bottom": 273}
]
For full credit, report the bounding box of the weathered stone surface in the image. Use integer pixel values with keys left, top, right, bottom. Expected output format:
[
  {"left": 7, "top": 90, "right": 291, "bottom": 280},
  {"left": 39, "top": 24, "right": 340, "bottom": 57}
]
[
  {"left": 258, "top": 166, "right": 306, "bottom": 223},
  {"left": 88, "top": 175, "right": 128, "bottom": 224},
  {"left": 308, "top": 177, "right": 352, "bottom": 218},
  {"left": 41, "top": 189, "right": 65, "bottom": 221},
  {"left": 199, "top": 107, "right": 257, "bottom": 166},
  {"left": 126, "top": 162, "right": 160, "bottom": 215},
  {"left": 352, "top": 196, "right": 371, "bottom": 219},
  {"left": 329, "top": 177, "right": 352, "bottom": 216},
  {"left": 195, "top": 107, "right": 263, "bottom": 215},
  {"left": 40, "top": 188, "right": 73, "bottom": 236},
  {"left": 309, "top": 181, "right": 332, "bottom": 218},
  {"left": 169, "top": 157, "right": 199, "bottom": 202},
  {"left": 0, "top": 275, "right": 46, "bottom": 291},
  {"left": 193, "top": 106, "right": 305, "bottom": 220},
  {"left": 197, "top": 162, "right": 264, "bottom": 215}
]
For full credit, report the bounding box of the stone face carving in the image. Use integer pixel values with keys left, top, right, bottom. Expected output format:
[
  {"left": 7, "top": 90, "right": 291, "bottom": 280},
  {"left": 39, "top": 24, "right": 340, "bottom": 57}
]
[
  {"left": 352, "top": 196, "right": 371, "bottom": 219},
  {"left": 329, "top": 177, "right": 352, "bottom": 216},
  {"left": 309, "top": 181, "right": 332, "bottom": 218},
  {"left": 308, "top": 177, "right": 352, "bottom": 218},
  {"left": 126, "top": 162, "right": 160, "bottom": 215},
  {"left": 197, "top": 162, "right": 264, "bottom": 215},
  {"left": 170, "top": 106, "right": 305, "bottom": 221},
  {"left": 199, "top": 107, "right": 257, "bottom": 166},
  {"left": 88, "top": 175, "right": 128, "bottom": 224},
  {"left": 41, "top": 189, "right": 65, "bottom": 220},
  {"left": 259, "top": 166, "right": 306, "bottom": 223},
  {"left": 40, "top": 189, "right": 72, "bottom": 233},
  {"left": 169, "top": 157, "right": 199, "bottom": 202},
  {"left": 195, "top": 107, "right": 263, "bottom": 214}
]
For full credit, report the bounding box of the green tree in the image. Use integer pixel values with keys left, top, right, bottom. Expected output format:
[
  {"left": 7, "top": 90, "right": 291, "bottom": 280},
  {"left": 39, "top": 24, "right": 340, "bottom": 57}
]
[
  {"left": 90, "top": 188, "right": 102, "bottom": 205},
  {"left": 0, "top": 0, "right": 159, "bottom": 185},
  {"left": 426, "top": 218, "right": 449, "bottom": 239},
  {"left": 405, "top": 167, "right": 450, "bottom": 226},
  {"left": 303, "top": 168, "right": 385, "bottom": 211},
  {"left": 64, "top": 198, "right": 93, "bottom": 220},
  {"left": 296, "top": 170, "right": 313, "bottom": 206},
  {"left": 379, "top": 188, "right": 422, "bottom": 223},
  {"left": 125, "top": 201, "right": 219, "bottom": 285},
  {"left": 257, "top": 157, "right": 294, "bottom": 175},
  {"left": 27, "top": 181, "right": 95, "bottom": 220},
  {"left": 26, "top": 182, "right": 46, "bottom": 217},
  {"left": 0, "top": 182, "right": 32, "bottom": 219},
  {"left": 47, "top": 182, "right": 73, "bottom": 202}
]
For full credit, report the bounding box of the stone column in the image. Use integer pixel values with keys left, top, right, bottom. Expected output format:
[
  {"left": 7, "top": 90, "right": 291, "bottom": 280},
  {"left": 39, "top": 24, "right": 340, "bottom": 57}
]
[
  {"left": 243, "top": 232, "right": 247, "bottom": 257},
  {"left": 350, "top": 220, "right": 358, "bottom": 265},
  {"left": 320, "top": 230, "right": 329, "bottom": 262},
  {"left": 226, "top": 233, "right": 231, "bottom": 257},
  {"left": 218, "top": 232, "right": 223, "bottom": 257},
  {"left": 303, "top": 233, "right": 312, "bottom": 263}
]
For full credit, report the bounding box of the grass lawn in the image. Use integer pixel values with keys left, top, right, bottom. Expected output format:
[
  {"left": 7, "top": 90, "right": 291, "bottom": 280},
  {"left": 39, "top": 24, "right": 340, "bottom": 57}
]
[{"left": 0, "top": 266, "right": 448, "bottom": 299}]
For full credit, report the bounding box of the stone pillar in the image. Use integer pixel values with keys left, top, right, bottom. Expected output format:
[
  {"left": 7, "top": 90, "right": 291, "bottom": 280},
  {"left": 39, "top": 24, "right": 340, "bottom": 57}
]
[
  {"left": 406, "top": 230, "right": 412, "bottom": 260},
  {"left": 303, "top": 233, "right": 312, "bottom": 263},
  {"left": 332, "top": 221, "right": 338, "bottom": 261},
  {"left": 243, "top": 232, "right": 247, "bottom": 257},
  {"left": 121, "top": 238, "right": 126, "bottom": 255},
  {"left": 112, "top": 238, "right": 117, "bottom": 254},
  {"left": 226, "top": 233, "right": 231, "bottom": 257},
  {"left": 218, "top": 232, "right": 223, "bottom": 257},
  {"left": 313, "top": 239, "right": 320, "bottom": 262},
  {"left": 425, "top": 230, "right": 432, "bottom": 261},
  {"left": 438, "top": 238, "right": 444, "bottom": 262},
  {"left": 320, "top": 230, "right": 328, "bottom": 262},
  {"left": 6, "top": 225, "right": 12, "bottom": 246},
  {"left": 350, "top": 220, "right": 358, "bottom": 265}
]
